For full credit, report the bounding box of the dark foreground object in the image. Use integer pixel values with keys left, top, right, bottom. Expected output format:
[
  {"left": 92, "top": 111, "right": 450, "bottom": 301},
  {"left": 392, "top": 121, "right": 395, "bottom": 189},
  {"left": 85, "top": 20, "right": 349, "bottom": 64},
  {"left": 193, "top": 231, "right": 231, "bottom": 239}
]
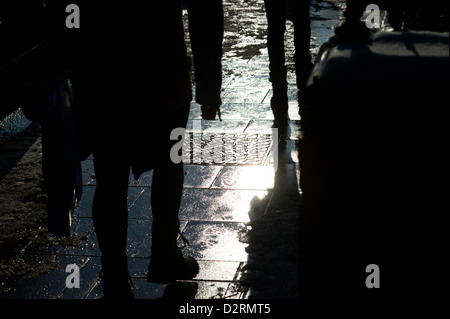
[{"left": 299, "top": 31, "right": 448, "bottom": 308}]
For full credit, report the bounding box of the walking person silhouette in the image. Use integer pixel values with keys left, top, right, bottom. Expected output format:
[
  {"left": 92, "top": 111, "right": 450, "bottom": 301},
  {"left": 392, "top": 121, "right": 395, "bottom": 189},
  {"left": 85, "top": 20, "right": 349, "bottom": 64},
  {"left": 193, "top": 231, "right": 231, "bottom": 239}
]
[{"left": 43, "top": 0, "right": 223, "bottom": 298}]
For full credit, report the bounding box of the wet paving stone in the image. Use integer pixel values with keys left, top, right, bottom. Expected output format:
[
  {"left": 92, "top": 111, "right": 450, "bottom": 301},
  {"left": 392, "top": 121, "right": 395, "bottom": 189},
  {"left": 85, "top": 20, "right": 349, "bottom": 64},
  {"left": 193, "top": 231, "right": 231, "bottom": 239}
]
[
  {"left": 81, "top": 160, "right": 95, "bottom": 185},
  {"left": 127, "top": 219, "right": 153, "bottom": 258},
  {"left": 60, "top": 256, "right": 102, "bottom": 299},
  {"left": 3, "top": 255, "right": 97, "bottom": 299},
  {"left": 219, "top": 103, "right": 274, "bottom": 120},
  {"left": 192, "top": 281, "right": 231, "bottom": 299},
  {"left": 186, "top": 119, "right": 249, "bottom": 133},
  {"left": 179, "top": 221, "right": 248, "bottom": 262},
  {"left": 183, "top": 165, "right": 223, "bottom": 188},
  {"left": 128, "top": 187, "right": 152, "bottom": 219},
  {"left": 179, "top": 188, "right": 270, "bottom": 222},
  {"left": 212, "top": 166, "right": 275, "bottom": 190},
  {"left": 195, "top": 260, "right": 242, "bottom": 282},
  {"left": 73, "top": 185, "right": 95, "bottom": 217},
  {"left": 46, "top": 223, "right": 99, "bottom": 257}
]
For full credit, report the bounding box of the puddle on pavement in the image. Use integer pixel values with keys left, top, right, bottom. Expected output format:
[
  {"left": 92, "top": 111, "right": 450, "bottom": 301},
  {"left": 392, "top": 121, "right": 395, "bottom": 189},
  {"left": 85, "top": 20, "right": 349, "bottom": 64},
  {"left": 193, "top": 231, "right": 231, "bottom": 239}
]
[{"left": 181, "top": 221, "right": 248, "bottom": 262}]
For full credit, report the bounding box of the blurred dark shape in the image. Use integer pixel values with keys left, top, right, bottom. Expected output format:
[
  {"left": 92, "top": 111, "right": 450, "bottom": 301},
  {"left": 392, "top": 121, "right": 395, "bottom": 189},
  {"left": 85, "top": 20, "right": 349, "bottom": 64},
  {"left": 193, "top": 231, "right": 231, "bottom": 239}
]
[
  {"left": 1, "top": 2, "right": 82, "bottom": 237},
  {"left": 0, "top": 2, "right": 46, "bottom": 119},
  {"left": 42, "top": 78, "right": 82, "bottom": 237},
  {"left": 385, "top": 0, "right": 449, "bottom": 31},
  {"left": 299, "top": 2, "right": 449, "bottom": 309}
]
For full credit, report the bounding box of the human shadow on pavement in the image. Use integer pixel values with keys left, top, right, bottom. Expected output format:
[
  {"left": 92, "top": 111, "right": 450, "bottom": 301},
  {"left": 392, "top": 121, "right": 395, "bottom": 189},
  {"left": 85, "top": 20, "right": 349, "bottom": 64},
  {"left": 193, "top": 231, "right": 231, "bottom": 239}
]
[
  {"left": 160, "top": 281, "right": 199, "bottom": 299},
  {"left": 238, "top": 134, "right": 302, "bottom": 298}
]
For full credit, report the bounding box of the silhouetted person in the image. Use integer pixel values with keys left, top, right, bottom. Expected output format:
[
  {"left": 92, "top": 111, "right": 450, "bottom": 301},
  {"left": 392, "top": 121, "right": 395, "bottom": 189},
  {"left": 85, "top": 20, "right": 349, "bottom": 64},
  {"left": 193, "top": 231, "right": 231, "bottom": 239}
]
[
  {"left": 264, "top": 0, "right": 312, "bottom": 128},
  {"left": 43, "top": 1, "right": 223, "bottom": 298}
]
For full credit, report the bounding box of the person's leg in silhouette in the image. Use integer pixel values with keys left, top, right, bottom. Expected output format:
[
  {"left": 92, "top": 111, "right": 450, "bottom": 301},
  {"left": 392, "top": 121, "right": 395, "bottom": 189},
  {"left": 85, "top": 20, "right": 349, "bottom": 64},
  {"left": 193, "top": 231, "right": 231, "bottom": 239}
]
[
  {"left": 92, "top": 113, "right": 134, "bottom": 299},
  {"left": 92, "top": 107, "right": 198, "bottom": 296},
  {"left": 146, "top": 105, "right": 199, "bottom": 283},
  {"left": 292, "top": 0, "right": 313, "bottom": 90},
  {"left": 187, "top": 0, "right": 224, "bottom": 120},
  {"left": 264, "top": 0, "right": 289, "bottom": 128},
  {"left": 42, "top": 121, "right": 77, "bottom": 237},
  {"left": 265, "top": 0, "right": 312, "bottom": 128}
]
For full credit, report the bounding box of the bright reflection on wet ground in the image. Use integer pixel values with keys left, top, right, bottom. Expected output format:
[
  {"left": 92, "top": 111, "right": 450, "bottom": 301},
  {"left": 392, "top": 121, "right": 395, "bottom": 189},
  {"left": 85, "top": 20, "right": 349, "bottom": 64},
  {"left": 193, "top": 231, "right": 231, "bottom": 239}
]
[{"left": 212, "top": 166, "right": 275, "bottom": 190}]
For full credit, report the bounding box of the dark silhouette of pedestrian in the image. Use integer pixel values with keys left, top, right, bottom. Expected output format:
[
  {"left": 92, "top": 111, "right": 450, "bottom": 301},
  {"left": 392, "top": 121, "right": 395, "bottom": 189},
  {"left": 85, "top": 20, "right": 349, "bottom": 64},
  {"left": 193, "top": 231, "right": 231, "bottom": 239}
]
[
  {"left": 43, "top": 0, "right": 223, "bottom": 298},
  {"left": 264, "top": 0, "right": 313, "bottom": 128}
]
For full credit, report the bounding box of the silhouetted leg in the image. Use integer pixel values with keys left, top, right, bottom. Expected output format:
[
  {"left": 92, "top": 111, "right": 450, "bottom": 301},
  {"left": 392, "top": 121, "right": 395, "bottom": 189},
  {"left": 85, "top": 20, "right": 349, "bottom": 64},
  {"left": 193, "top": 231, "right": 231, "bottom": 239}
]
[
  {"left": 264, "top": 0, "right": 289, "bottom": 125},
  {"left": 188, "top": 0, "right": 224, "bottom": 110},
  {"left": 151, "top": 159, "right": 184, "bottom": 256},
  {"left": 42, "top": 115, "right": 76, "bottom": 237},
  {"left": 292, "top": 0, "right": 313, "bottom": 90},
  {"left": 264, "top": 0, "right": 287, "bottom": 86},
  {"left": 92, "top": 124, "right": 132, "bottom": 297},
  {"left": 150, "top": 104, "right": 189, "bottom": 256},
  {"left": 147, "top": 104, "right": 198, "bottom": 283},
  {"left": 150, "top": 102, "right": 188, "bottom": 257}
]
